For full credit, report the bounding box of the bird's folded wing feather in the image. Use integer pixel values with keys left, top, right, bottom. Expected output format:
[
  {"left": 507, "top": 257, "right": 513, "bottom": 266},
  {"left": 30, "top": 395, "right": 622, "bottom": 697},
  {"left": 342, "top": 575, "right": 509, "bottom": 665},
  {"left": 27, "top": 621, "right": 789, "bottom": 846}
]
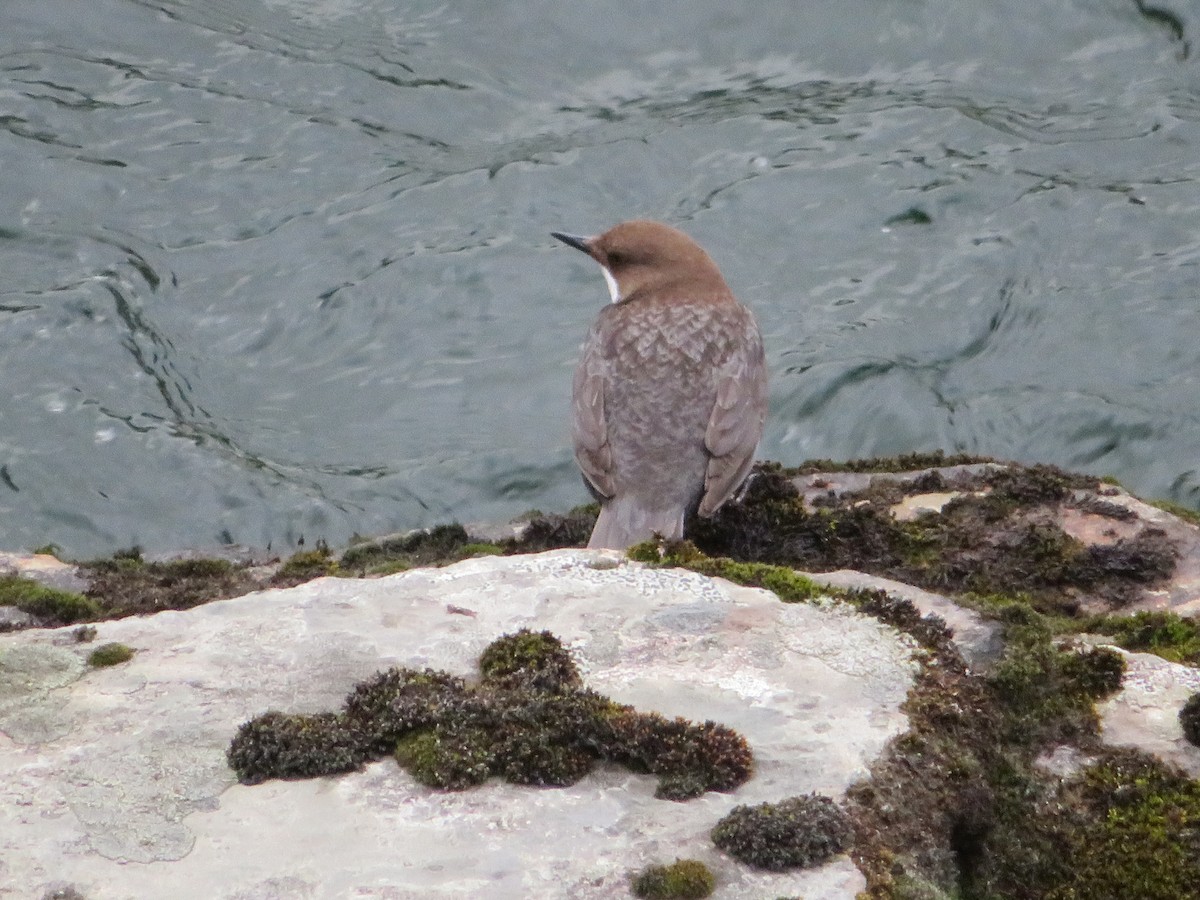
[
  {"left": 572, "top": 327, "right": 616, "bottom": 500},
  {"left": 701, "top": 322, "right": 767, "bottom": 516}
]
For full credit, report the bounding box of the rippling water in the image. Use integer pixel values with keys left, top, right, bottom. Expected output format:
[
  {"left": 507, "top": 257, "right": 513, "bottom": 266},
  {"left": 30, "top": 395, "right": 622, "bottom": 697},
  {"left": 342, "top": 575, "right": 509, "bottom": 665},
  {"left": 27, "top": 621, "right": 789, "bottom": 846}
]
[{"left": 1, "top": 0, "right": 1197, "bottom": 555}]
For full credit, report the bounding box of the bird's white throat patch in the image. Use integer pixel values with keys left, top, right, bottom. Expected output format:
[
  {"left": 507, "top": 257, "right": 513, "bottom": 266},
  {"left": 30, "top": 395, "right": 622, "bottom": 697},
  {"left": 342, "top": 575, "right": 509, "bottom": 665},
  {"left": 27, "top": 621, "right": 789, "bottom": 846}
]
[{"left": 601, "top": 266, "right": 621, "bottom": 304}]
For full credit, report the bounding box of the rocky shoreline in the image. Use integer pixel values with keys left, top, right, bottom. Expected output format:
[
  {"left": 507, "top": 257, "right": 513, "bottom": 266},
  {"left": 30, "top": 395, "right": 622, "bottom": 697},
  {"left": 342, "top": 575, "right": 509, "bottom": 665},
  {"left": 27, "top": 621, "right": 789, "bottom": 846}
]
[{"left": 4, "top": 454, "right": 1200, "bottom": 899}]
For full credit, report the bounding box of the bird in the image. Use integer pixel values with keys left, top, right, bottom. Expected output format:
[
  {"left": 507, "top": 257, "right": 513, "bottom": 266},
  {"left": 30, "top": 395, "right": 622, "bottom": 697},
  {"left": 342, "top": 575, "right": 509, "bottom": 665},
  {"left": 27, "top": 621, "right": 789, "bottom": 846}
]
[{"left": 551, "top": 219, "right": 768, "bottom": 550}]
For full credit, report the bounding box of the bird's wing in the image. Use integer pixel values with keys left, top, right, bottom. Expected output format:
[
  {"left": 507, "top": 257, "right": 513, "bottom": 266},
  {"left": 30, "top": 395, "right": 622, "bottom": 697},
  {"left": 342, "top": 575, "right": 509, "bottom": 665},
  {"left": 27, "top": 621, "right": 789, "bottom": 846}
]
[
  {"left": 572, "top": 323, "right": 616, "bottom": 500},
  {"left": 700, "top": 315, "right": 767, "bottom": 516}
]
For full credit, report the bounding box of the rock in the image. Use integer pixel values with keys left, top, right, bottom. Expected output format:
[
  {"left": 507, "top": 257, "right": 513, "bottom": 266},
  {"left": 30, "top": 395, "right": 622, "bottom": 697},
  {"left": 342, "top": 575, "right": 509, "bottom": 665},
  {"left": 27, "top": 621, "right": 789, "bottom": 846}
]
[
  {"left": 806, "top": 570, "right": 1004, "bottom": 671},
  {"left": 0, "top": 605, "right": 38, "bottom": 631},
  {"left": 0, "top": 551, "right": 89, "bottom": 594},
  {"left": 793, "top": 463, "right": 1003, "bottom": 509},
  {"left": 1096, "top": 645, "right": 1200, "bottom": 777},
  {"left": 0, "top": 550, "right": 918, "bottom": 899}
]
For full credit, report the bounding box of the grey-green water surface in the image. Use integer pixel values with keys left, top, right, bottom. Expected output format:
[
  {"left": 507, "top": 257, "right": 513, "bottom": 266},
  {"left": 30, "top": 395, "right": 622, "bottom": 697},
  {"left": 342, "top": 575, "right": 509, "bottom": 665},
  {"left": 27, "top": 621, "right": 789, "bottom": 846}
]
[{"left": 1, "top": 0, "right": 1197, "bottom": 555}]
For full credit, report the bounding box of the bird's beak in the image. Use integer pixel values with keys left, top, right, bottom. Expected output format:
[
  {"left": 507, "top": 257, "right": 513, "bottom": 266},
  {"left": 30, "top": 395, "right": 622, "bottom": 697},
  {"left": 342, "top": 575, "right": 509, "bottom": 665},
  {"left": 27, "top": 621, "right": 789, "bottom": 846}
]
[{"left": 551, "top": 231, "right": 592, "bottom": 255}]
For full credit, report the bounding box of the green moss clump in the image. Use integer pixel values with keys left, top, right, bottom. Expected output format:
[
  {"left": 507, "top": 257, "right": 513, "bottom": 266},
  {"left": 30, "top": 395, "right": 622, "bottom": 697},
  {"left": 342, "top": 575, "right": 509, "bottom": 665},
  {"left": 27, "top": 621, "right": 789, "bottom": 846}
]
[
  {"left": 342, "top": 667, "right": 467, "bottom": 754},
  {"left": 270, "top": 547, "right": 337, "bottom": 586},
  {"left": 0, "top": 574, "right": 99, "bottom": 625},
  {"left": 478, "top": 628, "right": 582, "bottom": 693},
  {"left": 227, "top": 711, "right": 368, "bottom": 784},
  {"left": 1149, "top": 498, "right": 1200, "bottom": 527},
  {"left": 87, "top": 642, "right": 134, "bottom": 667},
  {"left": 460, "top": 542, "right": 504, "bottom": 557},
  {"left": 1085, "top": 610, "right": 1200, "bottom": 665},
  {"left": 711, "top": 794, "right": 852, "bottom": 870},
  {"left": 631, "top": 539, "right": 825, "bottom": 605},
  {"left": 232, "top": 630, "right": 752, "bottom": 799},
  {"left": 977, "top": 750, "right": 1200, "bottom": 899},
  {"left": 1180, "top": 693, "right": 1200, "bottom": 747},
  {"left": 492, "top": 699, "right": 598, "bottom": 787},
  {"left": 631, "top": 858, "right": 716, "bottom": 899},
  {"left": 396, "top": 726, "right": 495, "bottom": 790},
  {"left": 986, "top": 604, "right": 1125, "bottom": 746}
]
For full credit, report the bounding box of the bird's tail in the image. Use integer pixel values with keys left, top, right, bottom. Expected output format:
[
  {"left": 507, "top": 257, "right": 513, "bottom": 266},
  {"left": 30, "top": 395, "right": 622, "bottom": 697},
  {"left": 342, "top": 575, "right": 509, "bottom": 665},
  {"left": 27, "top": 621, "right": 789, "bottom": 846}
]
[{"left": 587, "top": 497, "right": 687, "bottom": 550}]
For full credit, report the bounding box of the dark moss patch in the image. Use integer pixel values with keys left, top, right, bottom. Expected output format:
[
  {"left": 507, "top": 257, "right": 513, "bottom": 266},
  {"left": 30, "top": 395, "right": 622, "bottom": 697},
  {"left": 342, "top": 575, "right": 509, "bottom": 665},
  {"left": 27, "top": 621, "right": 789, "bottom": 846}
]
[
  {"left": 842, "top": 591, "right": 1129, "bottom": 896},
  {"left": 78, "top": 549, "right": 259, "bottom": 618},
  {"left": 343, "top": 667, "right": 468, "bottom": 754},
  {"left": 231, "top": 629, "right": 752, "bottom": 799},
  {"left": 508, "top": 505, "right": 598, "bottom": 552},
  {"left": 338, "top": 524, "right": 479, "bottom": 575},
  {"left": 711, "top": 794, "right": 852, "bottom": 871},
  {"left": 42, "top": 889, "right": 88, "bottom": 900},
  {"left": 72, "top": 625, "right": 97, "bottom": 643},
  {"left": 602, "top": 708, "right": 754, "bottom": 801},
  {"left": 631, "top": 859, "right": 716, "bottom": 899},
  {"left": 0, "top": 574, "right": 99, "bottom": 625},
  {"left": 689, "top": 461, "right": 1176, "bottom": 613},
  {"left": 337, "top": 508, "right": 597, "bottom": 574},
  {"left": 1180, "top": 693, "right": 1200, "bottom": 747},
  {"left": 790, "top": 450, "right": 995, "bottom": 475},
  {"left": 270, "top": 547, "right": 337, "bottom": 587},
  {"left": 227, "top": 711, "right": 368, "bottom": 784},
  {"left": 87, "top": 642, "right": 134, "bottom": 667}
]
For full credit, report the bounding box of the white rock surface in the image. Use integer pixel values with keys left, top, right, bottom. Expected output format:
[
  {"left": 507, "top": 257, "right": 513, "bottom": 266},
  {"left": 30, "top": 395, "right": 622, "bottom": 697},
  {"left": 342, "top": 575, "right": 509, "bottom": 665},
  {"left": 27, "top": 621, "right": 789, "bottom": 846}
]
[
  {"left": 0, "top": 550, "right": 920, "bottom": 899},
  {"left": 1098, "top": 646, "right": 1200, "bottom": 777},
  {"left": 808, "top": 569, "right": 1003, "bottom": 670}
]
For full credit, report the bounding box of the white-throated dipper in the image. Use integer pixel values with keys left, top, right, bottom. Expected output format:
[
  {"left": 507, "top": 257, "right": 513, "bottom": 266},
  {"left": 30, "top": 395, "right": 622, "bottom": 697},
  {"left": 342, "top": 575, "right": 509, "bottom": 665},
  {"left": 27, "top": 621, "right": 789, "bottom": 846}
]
[{"left": 552, "top": 220, "right": 768, "bottom": 550}]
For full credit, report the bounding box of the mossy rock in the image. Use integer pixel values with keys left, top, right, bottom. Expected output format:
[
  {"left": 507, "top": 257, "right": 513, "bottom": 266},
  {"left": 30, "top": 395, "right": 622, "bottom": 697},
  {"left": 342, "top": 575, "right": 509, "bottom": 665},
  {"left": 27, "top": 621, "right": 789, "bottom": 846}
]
[
  {"left": 688, "top": 461, "right": 1177, "bottom": 614},
  {"left": 478, "top": 628, "right": 582, "bottom": 693},
  {"left": 1085, "top": 610, "right": 1200, "bottom": 666},
  {"left": 230, "top": 630, "right": 752, "bottom": 799},
  {"left": 227, "top": 712, "right": 368, "bottom": 784},
  {"left": 631, "top": 858, "right": 716, "bottom": 899},
  {"left": 270, "top": 548, "right": 337, "bottom": 586},
  {"left": 79, "top": 550, "right": 259, "bottom": 618},
  {"left": 711, "top": 794, "right": 852, "bottom": 870},
  {"left": 975, "top": 750, "right": 1200, "bottom": 899},
  {"left": 0, "top": 575, "right": 99, "bottom": 625},
  {"left": 87, "top": 642, "right": 134, "bottom": 667}
]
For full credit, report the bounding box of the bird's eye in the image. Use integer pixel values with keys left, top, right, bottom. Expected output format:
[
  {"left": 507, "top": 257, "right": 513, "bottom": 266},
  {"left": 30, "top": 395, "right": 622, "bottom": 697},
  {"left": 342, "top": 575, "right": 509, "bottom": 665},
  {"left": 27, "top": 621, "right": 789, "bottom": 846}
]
[{"left": 606, "top": 249, "right": 626, "bottom": 265}]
